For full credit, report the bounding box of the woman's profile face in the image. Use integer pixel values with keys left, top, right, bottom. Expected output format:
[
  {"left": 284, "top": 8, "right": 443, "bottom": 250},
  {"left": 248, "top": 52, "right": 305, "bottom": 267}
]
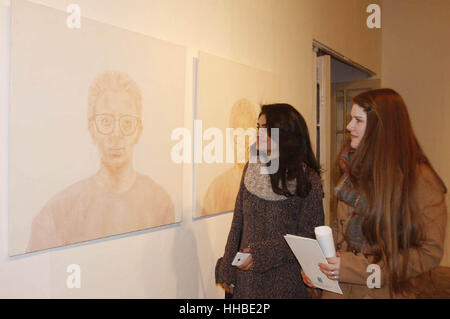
[{"left": 346, "top": 104, "right": 367, "bottom": 149}]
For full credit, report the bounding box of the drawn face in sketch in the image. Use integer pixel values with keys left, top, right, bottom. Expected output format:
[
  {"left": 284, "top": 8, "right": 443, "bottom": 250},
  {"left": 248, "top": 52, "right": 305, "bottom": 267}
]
[
  {"left": 230, "top": 99, "right": 257, "bottom": 164},
  {"left": 88, "top": 72, "right": 143, "bottom": 169}
]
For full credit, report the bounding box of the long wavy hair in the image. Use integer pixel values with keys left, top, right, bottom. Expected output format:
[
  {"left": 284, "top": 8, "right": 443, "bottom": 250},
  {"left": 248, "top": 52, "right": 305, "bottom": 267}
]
[
  {"left": 259, "top": 103, "right": 321, "bottom": 198},
  {"left": 347, "top": 88, "right": 447, "bottom": 296}
]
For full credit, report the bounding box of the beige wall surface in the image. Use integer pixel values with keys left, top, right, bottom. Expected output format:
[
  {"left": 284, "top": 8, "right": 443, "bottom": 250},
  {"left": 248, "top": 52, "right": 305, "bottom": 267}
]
[
  {"left": 0, "top": 0, "right": 381, "bottom": 298},
  {"left": 381, "top": 0, "right": 450, "bottom": 266}
]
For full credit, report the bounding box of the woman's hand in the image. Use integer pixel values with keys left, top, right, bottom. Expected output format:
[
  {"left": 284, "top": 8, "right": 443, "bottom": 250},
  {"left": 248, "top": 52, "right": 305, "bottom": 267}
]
[
  {"left": 301, "top": 270, "right": 315, "bottom": 288},
  {"left": 318, "top": 255, "right": 341, "bottom": 281},
  {"left": 220, "top": 283, "right": 234, "bottom": 294},
  {"left": 220, "top": 248, "right": 253, "bottom": 294},
  {"left": 236, "top": 248, "right": 253, "bottom": 271}
]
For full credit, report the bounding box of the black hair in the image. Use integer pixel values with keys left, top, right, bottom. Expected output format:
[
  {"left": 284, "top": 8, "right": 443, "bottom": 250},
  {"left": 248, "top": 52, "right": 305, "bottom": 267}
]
[{"left": 259, "top": 103, "right": 321, "bottom": 198}]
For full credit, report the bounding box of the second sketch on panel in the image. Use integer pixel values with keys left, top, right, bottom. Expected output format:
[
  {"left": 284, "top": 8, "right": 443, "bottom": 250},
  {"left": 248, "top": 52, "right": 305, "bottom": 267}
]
[
  {"left": 195, "top": 52, "right": 280, "bottom": 217},
  {"left": 201, "top": 98, "right": 257, "bottom": 216}
]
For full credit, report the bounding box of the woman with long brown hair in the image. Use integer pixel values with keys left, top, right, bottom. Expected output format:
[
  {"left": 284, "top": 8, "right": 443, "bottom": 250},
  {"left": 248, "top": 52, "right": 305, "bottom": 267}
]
[{"left": 302, "top": 88, "right": 447, "bottom": 298}]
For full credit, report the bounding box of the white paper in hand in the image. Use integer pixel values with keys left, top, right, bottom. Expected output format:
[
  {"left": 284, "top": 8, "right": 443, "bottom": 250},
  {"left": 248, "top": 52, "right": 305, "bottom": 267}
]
[
  {"left": 284, "top": 234, "right": 343, "bottom": 294},
  {"left": 315, "top": 226, "right": 336, "bottom": 258}
]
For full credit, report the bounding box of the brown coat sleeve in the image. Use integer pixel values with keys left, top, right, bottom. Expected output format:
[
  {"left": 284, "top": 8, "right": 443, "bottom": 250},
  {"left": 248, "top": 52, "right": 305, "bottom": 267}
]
[{"left": 339, "top": 165, "right": 447, "bottom": 287}]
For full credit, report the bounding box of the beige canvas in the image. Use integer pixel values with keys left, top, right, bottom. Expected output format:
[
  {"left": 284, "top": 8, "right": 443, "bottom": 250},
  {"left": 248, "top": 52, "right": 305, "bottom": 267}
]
[
  {"left": 195, "top": 52, "right": 279, "bottom": 217},
  {"left": 9, "top": 0, "right": 185, "bottom": 256}
]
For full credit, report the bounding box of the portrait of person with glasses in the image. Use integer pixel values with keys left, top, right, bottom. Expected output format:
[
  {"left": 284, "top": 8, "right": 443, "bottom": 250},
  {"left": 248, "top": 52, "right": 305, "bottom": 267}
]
[{"left": 27, "top": 71, "right": 175, "bottom": 253}]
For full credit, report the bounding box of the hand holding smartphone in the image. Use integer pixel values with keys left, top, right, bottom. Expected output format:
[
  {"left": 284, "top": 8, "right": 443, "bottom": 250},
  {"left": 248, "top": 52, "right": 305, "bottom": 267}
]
[{"left": 231, "top": 252, "right": 251, "bottom": 266}]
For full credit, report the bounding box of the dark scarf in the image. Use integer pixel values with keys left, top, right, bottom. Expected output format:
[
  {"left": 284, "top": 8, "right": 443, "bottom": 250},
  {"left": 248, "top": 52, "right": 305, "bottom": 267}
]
[{"left": 335, "top": 146, "right": 369, "bottom": 253}]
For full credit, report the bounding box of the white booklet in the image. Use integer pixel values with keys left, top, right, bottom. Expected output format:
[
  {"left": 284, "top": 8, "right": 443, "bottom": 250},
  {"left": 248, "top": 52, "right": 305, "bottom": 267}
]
[{"left": 284, "top": 234, "right": 343, "bottom": 294}]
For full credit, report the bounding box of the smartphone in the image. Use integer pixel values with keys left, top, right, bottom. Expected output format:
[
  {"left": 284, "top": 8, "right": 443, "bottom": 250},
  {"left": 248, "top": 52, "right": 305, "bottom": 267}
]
[{"left": 231, "top": 252, "right": 251, "bottom": 266}]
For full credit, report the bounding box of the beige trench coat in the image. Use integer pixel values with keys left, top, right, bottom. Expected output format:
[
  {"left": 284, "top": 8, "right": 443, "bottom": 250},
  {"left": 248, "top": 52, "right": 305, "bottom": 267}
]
[{"left": 322, "top": 165, "right": 447, "bottom": 299}]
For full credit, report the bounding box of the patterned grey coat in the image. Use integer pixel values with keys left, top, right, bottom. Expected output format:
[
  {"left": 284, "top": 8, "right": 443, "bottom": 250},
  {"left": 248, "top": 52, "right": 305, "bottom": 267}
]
[{"left": 216, "top": 162, "right": 325, "bottom": 299}]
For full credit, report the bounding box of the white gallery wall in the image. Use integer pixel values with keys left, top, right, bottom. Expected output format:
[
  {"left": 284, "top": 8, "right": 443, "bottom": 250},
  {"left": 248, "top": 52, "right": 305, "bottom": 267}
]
[{"left": 0, "top": 0, "right": 381, "bottom": 298}]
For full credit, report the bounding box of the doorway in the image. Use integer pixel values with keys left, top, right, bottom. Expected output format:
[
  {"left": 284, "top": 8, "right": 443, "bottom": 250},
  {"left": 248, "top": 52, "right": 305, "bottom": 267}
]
[{"left": 313, "top": 40, "right": 380, "bottom": 226}]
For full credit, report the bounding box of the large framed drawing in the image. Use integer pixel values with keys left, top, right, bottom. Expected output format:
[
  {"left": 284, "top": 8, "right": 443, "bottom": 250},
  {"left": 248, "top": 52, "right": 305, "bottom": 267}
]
[
  {"left": 9, "top": 0, "right": 185, "bottom": 255},
  {"left": 194, "top": 52, "right": 279, "bottom": 217}
]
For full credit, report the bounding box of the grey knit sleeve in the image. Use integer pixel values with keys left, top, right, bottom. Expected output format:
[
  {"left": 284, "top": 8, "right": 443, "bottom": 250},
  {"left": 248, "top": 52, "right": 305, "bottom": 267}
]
[{"left": 215, "top": 163, "right": 248, "bottom": 285}]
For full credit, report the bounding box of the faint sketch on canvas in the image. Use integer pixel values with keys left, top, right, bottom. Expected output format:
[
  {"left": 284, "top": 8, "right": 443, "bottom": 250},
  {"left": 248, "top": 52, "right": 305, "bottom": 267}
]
[
  {"left": 9, "top": 0, "right": 185, "bottom": 256},
  {"left": 201, "top": 99, "right": 257, "bottom": 216},
  {"left": 27, "top": 71, "right": 175, "bottom": 252},
  {"left": 194, "top": 52, "right": 279, "bottom": 218}
]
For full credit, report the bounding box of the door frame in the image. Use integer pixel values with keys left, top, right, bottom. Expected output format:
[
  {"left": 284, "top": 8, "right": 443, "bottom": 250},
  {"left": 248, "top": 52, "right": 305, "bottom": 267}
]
[{"left": 313, "top": 40, "right": 378, "bottom": 227}]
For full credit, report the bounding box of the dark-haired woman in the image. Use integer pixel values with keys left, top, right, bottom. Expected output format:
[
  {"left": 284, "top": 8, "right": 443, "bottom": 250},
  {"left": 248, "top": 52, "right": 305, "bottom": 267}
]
[
  {"left": 302, "top": 89, "right": 447, "bottom": 298},
  {"left": 215, "top": 103, "right": 324, "bottom": 299}
]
